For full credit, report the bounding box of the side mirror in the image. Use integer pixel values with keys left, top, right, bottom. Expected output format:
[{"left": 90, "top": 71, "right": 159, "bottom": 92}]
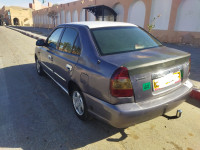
[{"left": 36, "top": 39, "right": 46, "bottom": 46}]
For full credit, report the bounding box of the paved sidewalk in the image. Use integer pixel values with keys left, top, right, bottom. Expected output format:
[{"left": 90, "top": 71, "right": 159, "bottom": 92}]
[
  {"left": 166, "top": 43, "right": 200, "bottom": 82},
  {"left": 6, "top": 26, "right": 200, "bottom": 100},
  {"left": 10, "top": 26, "right": 53, "bottom": 37},
  {"left": 7, "top": 26, "right": 50, "bottom": 40},
  {"left": 164, "top": 43, "right": 200, "bottom": 100}
]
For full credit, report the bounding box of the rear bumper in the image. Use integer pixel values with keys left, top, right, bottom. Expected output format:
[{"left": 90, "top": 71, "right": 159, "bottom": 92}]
[{"left": 83, "top": 80, "right": 193, "bottom": 128}]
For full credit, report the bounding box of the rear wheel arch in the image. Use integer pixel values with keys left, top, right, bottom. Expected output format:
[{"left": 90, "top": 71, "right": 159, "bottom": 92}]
[
  {"left": 68, "top": 80, "right": 82, "bottom": 96},
  {"left": 68, "top": 80, "right": 91, "bottom": 120}
]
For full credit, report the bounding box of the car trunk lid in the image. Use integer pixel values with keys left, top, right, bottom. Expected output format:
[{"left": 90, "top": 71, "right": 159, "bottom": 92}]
[{"left": 102, "top": 46, "right": 190, "bottom": 102}]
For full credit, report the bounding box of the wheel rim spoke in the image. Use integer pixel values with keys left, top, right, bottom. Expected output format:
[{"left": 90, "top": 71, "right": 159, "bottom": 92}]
[{"left": 73, "top": 91, "right": 84, "bottom": 116}]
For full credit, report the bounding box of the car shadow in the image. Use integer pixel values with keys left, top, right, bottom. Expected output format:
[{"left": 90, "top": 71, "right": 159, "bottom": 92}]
[{"left": 0, "top": 63, "right": 128, "bottom": 150}]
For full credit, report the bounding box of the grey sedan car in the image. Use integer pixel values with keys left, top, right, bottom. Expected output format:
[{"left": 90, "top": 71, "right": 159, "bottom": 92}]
[{"left": 35, "top": 21, "right": 193, "bottom": 128}]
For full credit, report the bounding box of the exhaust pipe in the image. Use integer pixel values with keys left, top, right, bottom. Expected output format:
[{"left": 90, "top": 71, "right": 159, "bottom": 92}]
[
  {"left": 163, "top": 109, "right": 182, "bottom": 120},
  {"left": 176, "top": 109, "right": 182, "bottom": 118}
]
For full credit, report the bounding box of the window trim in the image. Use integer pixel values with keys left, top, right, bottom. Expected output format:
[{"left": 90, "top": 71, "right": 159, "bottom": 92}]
[{"left": 71, "top": 34, "right": 82, "bottom": 56}]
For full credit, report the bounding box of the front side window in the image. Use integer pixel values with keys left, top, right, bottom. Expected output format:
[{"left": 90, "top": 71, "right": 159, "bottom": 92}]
[
  {"left": 48, "top": 28, "right": 63, "bottom": 49},
  {"left": 59, "top": 28, "right": 78, "bottom": 53},
  {"left": 91, "top": 27, "right": 162, "bottom": 55}
]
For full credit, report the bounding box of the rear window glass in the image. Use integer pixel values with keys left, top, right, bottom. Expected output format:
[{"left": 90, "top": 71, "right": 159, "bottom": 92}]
[{"left": 91, "top": 27, "right": 162, "bottom": 55}]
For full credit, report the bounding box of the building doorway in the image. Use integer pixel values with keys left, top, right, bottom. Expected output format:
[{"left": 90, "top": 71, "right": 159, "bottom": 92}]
[
  {"left": 84, "top": 5, "right": 117, "bottom": 21},
  {"left": 13, "top": 18, "right": 19, "bottom": 25}
]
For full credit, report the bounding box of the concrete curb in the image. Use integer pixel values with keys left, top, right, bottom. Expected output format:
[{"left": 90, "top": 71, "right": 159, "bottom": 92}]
[
  {"left": 5, "top": 26, "right": 200, "bottom": 101},
  {"left": 6, "top": 26, "right": 46, "bottom": 40}
]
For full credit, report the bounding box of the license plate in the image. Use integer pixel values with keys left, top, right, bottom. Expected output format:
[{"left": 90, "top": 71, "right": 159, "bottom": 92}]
[{"left": 153, "top": 71, "right": 181, "bottom": 91}]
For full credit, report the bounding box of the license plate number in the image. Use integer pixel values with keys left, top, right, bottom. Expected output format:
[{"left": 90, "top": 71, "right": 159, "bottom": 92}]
[{"left": 153, "top": 71, "right": 181, "bottom": 91}]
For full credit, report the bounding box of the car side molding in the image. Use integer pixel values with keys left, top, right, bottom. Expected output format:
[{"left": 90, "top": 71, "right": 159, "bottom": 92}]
[{"left": 44, "top": 70, "right": 69, "bottom": 95}]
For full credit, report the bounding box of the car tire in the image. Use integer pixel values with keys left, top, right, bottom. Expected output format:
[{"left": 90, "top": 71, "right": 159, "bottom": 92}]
[
  {"left": 71, "top": 87, "right": 89, "bottom": 121},
  {"left": 36, "top": 58, "right": 44, "bottom": 76}
]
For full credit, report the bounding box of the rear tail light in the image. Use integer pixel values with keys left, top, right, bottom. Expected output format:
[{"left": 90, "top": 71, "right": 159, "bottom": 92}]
[{"left": 110, "top": 66, "right": 133, "bottom": 97}]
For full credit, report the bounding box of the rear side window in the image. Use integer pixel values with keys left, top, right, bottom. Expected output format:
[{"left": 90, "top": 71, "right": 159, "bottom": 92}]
[
  {"left": 48, "top": 28, "right": 63, "bottom": 49},
  {"left": 59, "top": 28, "right": 78, "bottom": 53}
]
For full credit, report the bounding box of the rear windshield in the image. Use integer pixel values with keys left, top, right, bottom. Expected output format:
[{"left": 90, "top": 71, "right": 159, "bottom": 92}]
[{"left": 91, "top": 27, "right": 162, "bottom": 55}]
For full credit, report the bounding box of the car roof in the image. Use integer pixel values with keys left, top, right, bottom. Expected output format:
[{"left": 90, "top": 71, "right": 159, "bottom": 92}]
[{"left": 65, "top": 21, "right": 137, "bottom": 29}]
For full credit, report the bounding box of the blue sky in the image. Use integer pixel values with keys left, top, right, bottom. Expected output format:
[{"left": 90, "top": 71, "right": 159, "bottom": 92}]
[{"left": 0, "top": 0, "right": 77, "bottom": 8}]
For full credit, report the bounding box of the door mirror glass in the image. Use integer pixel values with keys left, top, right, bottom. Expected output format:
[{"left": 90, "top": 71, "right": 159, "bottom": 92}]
[{"left": 36, "top": 39, "right": 46, "bottom": 46}]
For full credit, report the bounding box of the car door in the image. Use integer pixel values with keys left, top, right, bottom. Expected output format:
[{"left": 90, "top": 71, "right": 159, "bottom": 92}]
[
  {"left": 40, "top": 28, "right": 64, "bottom": 76},
  {"left": 52, "top": 27, "right": 81, "bottom": 89}
]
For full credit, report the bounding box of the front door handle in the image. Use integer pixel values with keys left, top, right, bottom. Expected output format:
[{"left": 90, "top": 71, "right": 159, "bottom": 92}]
[
  {"left": 66, "top": 64, "right": 72, "bottom": 71},
  {"left": 48, "top": 55, "right": 53, "bottom": 61}
]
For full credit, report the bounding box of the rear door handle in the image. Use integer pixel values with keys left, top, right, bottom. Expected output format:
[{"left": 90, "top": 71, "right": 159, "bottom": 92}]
[
  {"left": 48, "top": 55, "right": 53, "bottom": 61},
  {"left": 66, "top": 64, "right": 72, "bottom": 71}
]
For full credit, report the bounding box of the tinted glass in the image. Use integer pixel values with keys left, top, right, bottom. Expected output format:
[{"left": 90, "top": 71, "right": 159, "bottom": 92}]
[
  {"left": 59, "top": 28, "right": 78, "bottom": 53},
  {"left": 72, "top": 36, "right": 81, "bottom": 55},
  {"left": 91, "top": 27, "right": 162, "bottom": 55},
  {"left": 48, "top": 28, "right": 63, "bottom": 49}
]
